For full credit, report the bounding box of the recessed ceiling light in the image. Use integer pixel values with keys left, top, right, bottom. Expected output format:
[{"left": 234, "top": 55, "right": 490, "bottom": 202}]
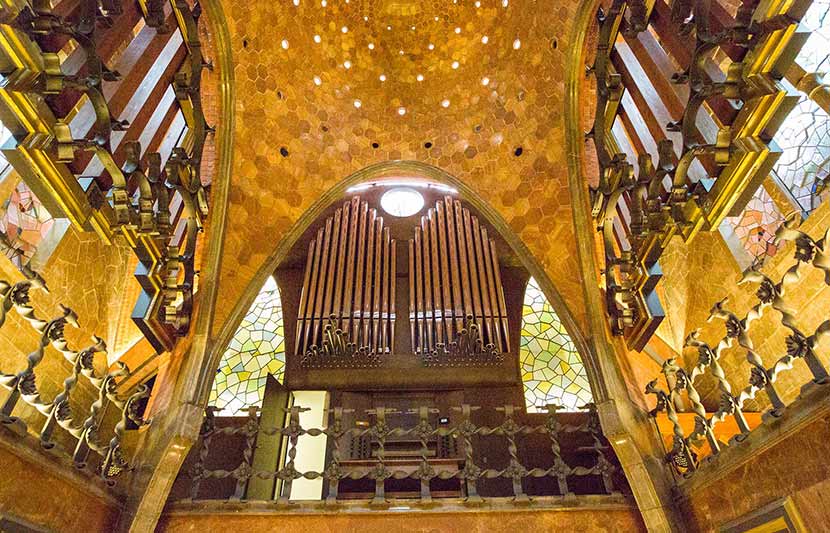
[
  {"left": 381, "top": 188, "right": 424, "bottom": 218},
  {"left": 368, "top": 42, "right": 375, "bottom": 49},
  {"left": 481, "top": 77, "right": 490, "bottom": 85},
  {"left": 379, "top": 74, "right": 386, "bottom": 81},
  {"left": 502, "top": 0, "right": 508, "bottom": 6},
  {"left": 387, "top": 25, "right": 392, "bottom": 30},
  {"left": 428, "top": 43, "right": 435, "bottom": 50},
  {"left": 353, "top": 99, "right": 362, "bottom": 108},
  {"left": 313, "top": 75, "right": 322, "bottom": 85},
  {"left": 399, "top": 49, "right": 405, "bottom": 55},
  {"left": 455, "top": 27, "right": 461, "bottom": 34},
  {"left": 441, "top": 99, "right": 450, "bottom": 108},
  {"left": 481, "top": 35, "right": 489, "bottom": 44},
  {"left": 398, "top": 106, "right": 406, "bottom": 116},
  {"left": 475, "top": 0, "right": 481, "bottom": 6},
  {"left": 513, "top": 38, "right": 521, "bottom": 49},
  {"left": 313, "top": 35, "right": 321, "bottom": 43},
  {"left": 451, "top": 61, "right": 459, "bottom": 69},
  {"left": 343, "top": 60, "right": 352, "bottom": 69},
  {"left": 281, "top": 39, "right": 289, "bottom": 49},
  {"left": 417, "top": 74, "right": 424, "bottom": 81},
  {"left": 293, "top": 0, "right": 299, "bottom": 5},
  {"left": 321, "top": 0, "right": 327, "bottom": 5},
  {"left": 341, "top": 26, "right": 348, "bottom": 33}
]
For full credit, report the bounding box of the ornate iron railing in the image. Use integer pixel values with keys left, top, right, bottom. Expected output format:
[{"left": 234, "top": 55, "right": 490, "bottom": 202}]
[
  {"left": 646, "top": 215, "right": 830, "bottom": 477},
  {"left": 0, "top": 269, "right": 149, "bottom": 483},
  {"left": 0, "top": 0, "right": 211, "bottom": 351},
  {"left": 589, "top": 0, "right": 808, "bottom": 350},
  {"left": 182, "top": 402, "right": 618, "bottom": 504}
]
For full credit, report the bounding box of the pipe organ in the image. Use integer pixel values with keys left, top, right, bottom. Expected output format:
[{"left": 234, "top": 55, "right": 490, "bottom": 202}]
[
  {"left": 296, "top": 197, "right": 396, "bottom": 366},
  {"left": 409, "top": 196, "right": 509, "bottom": 363}
]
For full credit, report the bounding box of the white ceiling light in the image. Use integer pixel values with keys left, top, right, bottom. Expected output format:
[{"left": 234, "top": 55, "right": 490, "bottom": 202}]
[{"left": 381, "top": 188, "right": 425, "bottom": 218}]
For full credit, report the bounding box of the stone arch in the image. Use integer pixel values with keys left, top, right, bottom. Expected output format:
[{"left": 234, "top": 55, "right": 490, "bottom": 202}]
[{"left": 196, "top": 160, "right": 606, "bottom": 409}]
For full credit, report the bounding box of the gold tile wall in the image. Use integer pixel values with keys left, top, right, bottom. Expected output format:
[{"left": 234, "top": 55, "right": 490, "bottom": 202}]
[{"left": 209, "top": 0, "right": 590, "bottom": 342}]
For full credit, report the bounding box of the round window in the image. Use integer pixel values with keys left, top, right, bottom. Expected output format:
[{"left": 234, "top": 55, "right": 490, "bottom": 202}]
[{"left": 380, "top": 187, "right": 425, "bottom": 218}]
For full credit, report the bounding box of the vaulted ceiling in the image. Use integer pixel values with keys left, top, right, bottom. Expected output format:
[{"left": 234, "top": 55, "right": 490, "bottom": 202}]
[{"left": 209, "top": 0, "right": 591, "bottom": 341}]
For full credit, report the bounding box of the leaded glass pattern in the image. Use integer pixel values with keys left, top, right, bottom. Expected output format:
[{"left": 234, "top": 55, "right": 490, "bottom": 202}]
[
  {"left": 795, "top": 0, "right": 830, "bottom": 73},
  {"left": 0, "top": 180, "right": 56, "bottom": 268},
  {"left": 723, "top": 186, "right": 785, "bottom": 263},
  {"left": 0, "top": 120, "right": 11, "bottom": 176},
  {"left": 209, "top": 277, "right": 285, "bottom": 415},
  {"left": 771, "top": 95, "right": 830, "bottom": 214},
  {"left": 520, "top": 277, "right": 593, "bottom": 412}
]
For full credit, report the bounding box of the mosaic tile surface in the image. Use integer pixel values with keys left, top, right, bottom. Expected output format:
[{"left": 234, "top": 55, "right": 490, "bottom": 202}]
[
  {"left": 520, "top": 277, "right": 592, "bottom": 412},
  {"left": 0, "top": 181, "right": 55, "bottom": 267},
  {"left": 210, "top": 0, "right": 589, "bottom": 344},
  {"left": 772, "top": 95, "right": 830, "bottom": 214},
  {"left": 724, "top": 185, "right": 785, "bottom": 264},
  {"left": 210, "top": 277, "right": 285, "bottom": 415},
  {"left": 796, "top": 0, "right": 830, "bottom": 73}
]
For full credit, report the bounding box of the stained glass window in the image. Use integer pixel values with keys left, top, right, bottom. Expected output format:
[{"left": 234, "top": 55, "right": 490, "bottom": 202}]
[
  {"left": 0, "top": 120, "right": 11, "bottom": 176},
  {"left": 771, "top": 96, "right": 830, "bottom": 214},
  {"left": 209, "top": 276, "right": 286, "bottom": 415},
  {"left": 520, "top": 277, "right": 593, "bottom": 412},
  {"left": 795, "top": 0, "right": 830, "bottom": 73},
  {"left": 0, "top": 181, "right": 56, "bottom": 268},
  {"left": 770, "top": 0, "right": 830, "bottom": 214},
  {"left": 721, "top": 0, "right": 830, "bottom": 264},
  {"left": 723, "top": 186, "right": 785, "bottom": 264}
]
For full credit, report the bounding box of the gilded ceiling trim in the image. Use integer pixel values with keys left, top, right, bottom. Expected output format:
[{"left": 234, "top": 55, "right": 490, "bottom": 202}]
[{"left": 201, "top": 160, "right": 594, "bottom": 409}]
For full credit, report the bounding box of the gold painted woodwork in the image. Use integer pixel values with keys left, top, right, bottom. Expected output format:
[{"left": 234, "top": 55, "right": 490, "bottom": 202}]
[
  {"left": 588, "top": 0, "right": 808, "bottom": 350},
  {"left": 0, "top": 2, "right": 210, "bottom": 350}
]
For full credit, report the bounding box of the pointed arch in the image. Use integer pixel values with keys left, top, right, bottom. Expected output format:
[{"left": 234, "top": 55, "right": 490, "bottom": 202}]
[
  {"left": 209, "top": 277, "right": 286, "bottom": 415},
  {"left": 521, "top": 277, "right": 593, "bottom": 412},
  {"left": 199, "top": 161, "right": 605, "bottom": 410}
]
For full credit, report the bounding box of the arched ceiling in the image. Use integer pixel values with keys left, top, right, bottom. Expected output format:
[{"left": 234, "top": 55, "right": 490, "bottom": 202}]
[{"left": 209, "top": 0, "right": 590, "bottom": 341}]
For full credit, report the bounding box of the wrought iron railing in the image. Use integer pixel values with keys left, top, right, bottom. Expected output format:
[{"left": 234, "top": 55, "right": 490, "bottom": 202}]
[
  {"left": 0, "top": 269, "right": 149, "bottom": 483},
  {"left": 646, "top": 215, "right": 830, "bottom": 477},
  {"left": 588, "top": 0, "right": 808, "bottom": 350},
  {"left": 181, "top": 402, "right": 619, "bottom": 504},
  {"left": 0, "top": 0, "right": 211, "bottom": 351}
]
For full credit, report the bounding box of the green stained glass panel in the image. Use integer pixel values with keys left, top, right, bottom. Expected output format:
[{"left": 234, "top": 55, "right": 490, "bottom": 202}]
[
  {"left": 520, "top": 277, "right": 593, "bottom": 412},
  {"left": 209, "top": 277, "right": 286, "bottom": 415}
]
